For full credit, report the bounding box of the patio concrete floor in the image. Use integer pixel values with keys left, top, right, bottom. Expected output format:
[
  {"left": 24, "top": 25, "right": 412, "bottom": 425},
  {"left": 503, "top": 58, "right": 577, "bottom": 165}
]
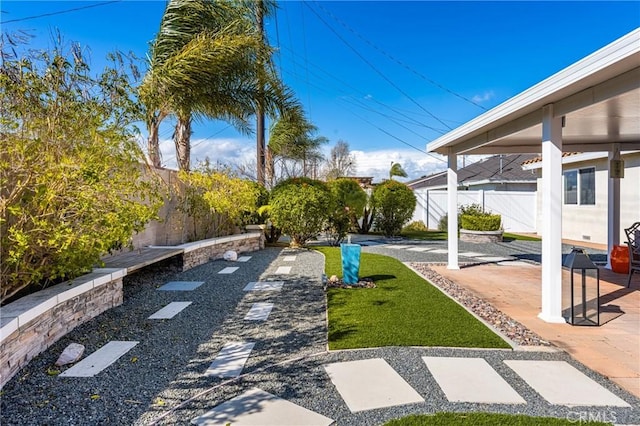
[{"left": 430, "top": 262, "right": 640, "bottom": 399}]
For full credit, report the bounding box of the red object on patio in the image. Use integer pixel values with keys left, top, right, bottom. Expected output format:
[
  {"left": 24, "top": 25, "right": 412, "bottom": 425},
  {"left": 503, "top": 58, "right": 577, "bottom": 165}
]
[{"left": 611, "top": 245, "right": 629, "bottom": 274}]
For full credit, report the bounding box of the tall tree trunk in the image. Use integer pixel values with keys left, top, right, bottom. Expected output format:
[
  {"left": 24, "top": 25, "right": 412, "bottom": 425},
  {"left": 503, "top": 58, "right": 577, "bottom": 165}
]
[
  {"left": 174, "top": 115, "right": 192, "bottom": 171},
  {"left": 266, "top": 145, "right": 275, "bottom": 189},
  {"left": 255, "top": 1, "right": 266, "bottom": 185},
  {"left": 147, "top": 114, "right": 162, "bottom": 168},
  {"left": 147, "top": 111, "right": 168, "bottom": 168}
]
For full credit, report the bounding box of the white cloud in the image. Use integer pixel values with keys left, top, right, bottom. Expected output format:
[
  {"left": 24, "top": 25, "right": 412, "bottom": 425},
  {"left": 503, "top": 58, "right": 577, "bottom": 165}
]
[
  {"left": 471, "top": 90, "right": 495, "bottom": 103},
  {"left": 351, "top": 149, "right": 447, "bottom": 183},
  {"left": 159, "top": 137, "right": 255, "bottom": 170},
  {"left": 157, "top": 139, "right": 450, "bottom": 184}
]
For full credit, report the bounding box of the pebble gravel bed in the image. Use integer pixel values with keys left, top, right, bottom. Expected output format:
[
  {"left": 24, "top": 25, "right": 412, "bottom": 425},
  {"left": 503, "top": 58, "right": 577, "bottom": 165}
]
[{"left": 1, "top": 242, "right": 638, "bottom": 426}]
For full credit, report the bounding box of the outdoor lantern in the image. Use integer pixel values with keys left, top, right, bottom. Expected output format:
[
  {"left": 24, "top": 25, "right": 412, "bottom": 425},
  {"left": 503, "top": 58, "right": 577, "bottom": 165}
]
[{"left": 563, "top": 248, "right": 600, "bottom": 326}]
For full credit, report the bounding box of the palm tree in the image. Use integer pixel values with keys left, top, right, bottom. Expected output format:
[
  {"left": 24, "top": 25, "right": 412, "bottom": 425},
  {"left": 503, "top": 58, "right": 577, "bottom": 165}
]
[
  {"left": 389, "top": 162, "right": 408, "bottom": 180},
  {"left": 140, "top": 0, "right": 294, "bottom": 171},
  {"left": 266, "top": 105, "right": 327, "bottom": 185}
]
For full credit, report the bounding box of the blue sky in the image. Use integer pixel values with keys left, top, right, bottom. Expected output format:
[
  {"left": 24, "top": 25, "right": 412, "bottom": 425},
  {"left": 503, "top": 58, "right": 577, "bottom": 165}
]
[{"left": 2, "top": 1, "right": 639, "bottom": 181}]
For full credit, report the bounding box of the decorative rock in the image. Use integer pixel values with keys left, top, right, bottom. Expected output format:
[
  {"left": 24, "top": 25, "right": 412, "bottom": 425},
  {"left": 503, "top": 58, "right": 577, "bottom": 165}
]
[
  {"left": 55, "top": 343, "right": 85, "bottom": 367},
  {"left": 223, "top": 250, "right": 238, "bottom": 261},
  {"left": 329, "top": 275, "right": 339, "bottom": 283}
]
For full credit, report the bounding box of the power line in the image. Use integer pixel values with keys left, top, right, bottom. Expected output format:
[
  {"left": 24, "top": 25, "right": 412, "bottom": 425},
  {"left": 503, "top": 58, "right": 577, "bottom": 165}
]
[
  {"left": 303, "top": 1, "right": 453, "bottom": 132},
  {"left": 278, "top": 44, "right": 446, "bottom": 134},
  {"left": 1, "top": 1, "right": 122, "bottom": 24},
  {"left": 311, "top": 0, "right": 487, "bottom": 111}
]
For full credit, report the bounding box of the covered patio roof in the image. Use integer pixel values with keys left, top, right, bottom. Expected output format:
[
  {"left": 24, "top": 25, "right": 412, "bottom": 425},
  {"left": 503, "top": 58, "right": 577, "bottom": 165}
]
[
  {"left": 425, "top": 28, "right": 639, "bottom": 324},
  {"left": 427, "top": 28, "right": 640, "bottom": 156}
]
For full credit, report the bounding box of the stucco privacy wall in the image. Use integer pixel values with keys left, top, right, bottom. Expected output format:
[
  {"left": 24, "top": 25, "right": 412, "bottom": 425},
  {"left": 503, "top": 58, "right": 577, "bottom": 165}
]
[
  {"left": 119, "top": 166, "right": 240, "bottom": 250},
  {"left": 0, "top": 233, "right": 263, "bottom": 389},
  {"left": 534, "top": 153, "right": 640, "bottom": 245}
]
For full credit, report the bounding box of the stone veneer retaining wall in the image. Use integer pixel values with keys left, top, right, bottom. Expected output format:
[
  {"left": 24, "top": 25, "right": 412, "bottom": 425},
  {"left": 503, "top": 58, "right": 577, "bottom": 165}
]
[
  {"left": 0, "top": 232, "right": 263, "bottom": 389},
  {"left": 459, "top": 229, "right": 504, "bottom": 243},
  {"left": 178, "top": 232, "right": 264, "bottom": 270}
]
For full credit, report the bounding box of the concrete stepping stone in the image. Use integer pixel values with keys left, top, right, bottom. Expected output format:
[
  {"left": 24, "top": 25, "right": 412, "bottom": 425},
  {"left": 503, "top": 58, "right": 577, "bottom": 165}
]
[
  {"left": 219, "top": 266, "right": 239, "bottom": 274},
  {"left": 459, "top": 251, "right": 486, "bottom": 257},
  {"left": 158, "top": 281, "right": 204, "bottom": 291},
  {"left": 59, "top": 341, "right": 138, "bottom": 377},
  {"left": 191, "top": 387, "right": 334, "bottom": 425},
  {"left": 205, "top": 342, "right": 255, "bottom": 378},
  {"left": 148, "top": 301, "right": 192, "bottom": 319},
  {"left": 477, "top": 256, "right": 512, "bottom": 262},
  {"left": 407, "top": 247, "right": 432, "bottom": 252},
  {"left": 422, "top": 357, "right": 525, "bottom": 404},
  {"left": 282, "top": 255, "right": 297, "bottom": 261},
  {"left": 244, "top": 303, "right": 274, "bottom": 321},
  {"left": 504, "top": 360, "right": 630, "bottom": 407},
  {"left": 275, "top": 266, "right": 292, "bottom": 274},
  {"left": 324, "top": 358, "right": 424, "bottom": 412},
  {"left": 237, "top": 256, "right": 252, "bottom": 262},
  {"left": 429, "top": 249, "right": 448, "bottom": 254},
  {"left": 243, "top": 281, "right": 284, "bottom": 291}
]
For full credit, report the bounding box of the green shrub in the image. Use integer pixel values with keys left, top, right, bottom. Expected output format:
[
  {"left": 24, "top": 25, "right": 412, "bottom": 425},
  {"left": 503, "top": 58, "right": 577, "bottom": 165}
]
[
  {"left": 1, "top": 44, "right": 161, "bottom": 303},
  {"left": 460, "top": 214, "right": 502, "bottom": 231},
  {"left": 269, "top": 177, "right": 333, "bottom": 247},
  {"left": 458, "top": 203, "right": 502, "bottom": 231},
  {"left": 403, "top": 220, "right": 428, "bottom": 232},
  {"left": 460, "top": 203, "right": 485, "bottom": 216},
  {"left": 325, "top": 179, "right": 367, "bottom": 245},
  {"left": 437, "top": 214, "right": 449, "bottom": 232},
  {"left": 372, "top": 180, "right": 417, "bottom": 237},
  {"left": 176, "top": 167, "right": 259, "bottom": 240}
]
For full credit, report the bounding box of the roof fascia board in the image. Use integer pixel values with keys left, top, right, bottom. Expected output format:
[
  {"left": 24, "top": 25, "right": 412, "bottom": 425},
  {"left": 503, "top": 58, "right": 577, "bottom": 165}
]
[
  {"left": 427, "top": 29, "right": 640, "bottom": 154},
  {"left": 522, "top": 150, "right": 640, "bottom": 170}
]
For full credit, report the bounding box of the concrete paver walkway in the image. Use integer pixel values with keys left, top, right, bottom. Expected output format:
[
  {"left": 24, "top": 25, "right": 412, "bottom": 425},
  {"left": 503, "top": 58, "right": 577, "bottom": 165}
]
[{"left": 431, "top": 262, "right": 640, "bottom": 399}]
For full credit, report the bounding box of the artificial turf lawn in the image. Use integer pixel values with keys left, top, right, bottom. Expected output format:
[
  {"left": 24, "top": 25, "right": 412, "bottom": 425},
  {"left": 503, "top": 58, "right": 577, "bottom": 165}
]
[
  {"left": 383, "top": 413, "right": 611, "bottom": 425},
  {"left": 316, "top": 247, "right": 510, "bottom": 350}
]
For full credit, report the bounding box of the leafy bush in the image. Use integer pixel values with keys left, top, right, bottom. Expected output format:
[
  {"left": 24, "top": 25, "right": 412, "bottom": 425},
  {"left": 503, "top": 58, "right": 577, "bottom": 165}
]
[
  {"left": 243, "top": 181, "right": 269, "bottom": 226},
  {"left": 460, "top": 203, "right": 485, "bottom": 216},
  {"left": 459, "top": 203, "right": 502, "bottom": 231},
  {"left": 269, "top": 177, "right": 333, "bottom": 247},
  {"left": 403, "top": 220, "right": 428, "bottom": 232},
  {"left": 372, "top": 180, "right": 417, "bottom": 237},
  {"left": 176, "top": 167, "right": 259, "bottom": 241},
  {"left": 437, "top": 214, "right": 449, "bottom": 232},
  {"left": 1, "top": 43, "right": 161, "bottom": 303},
  {"left": 325, "top": 179, "right": 367, "bottom": 246},
  {"left": 460, "top": 214, "right": 502, "bottom": 231}
]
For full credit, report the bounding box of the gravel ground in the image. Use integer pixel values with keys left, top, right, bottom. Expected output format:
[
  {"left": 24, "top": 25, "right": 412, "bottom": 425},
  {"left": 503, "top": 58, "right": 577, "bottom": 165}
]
[{"left": 2, "top": 241, "right": 637, "bottom": 426}]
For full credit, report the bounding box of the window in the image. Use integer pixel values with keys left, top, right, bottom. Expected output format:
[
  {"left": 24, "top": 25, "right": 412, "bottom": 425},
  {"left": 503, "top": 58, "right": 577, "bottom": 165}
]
[
  {"left": 564, "top": 170, "right": 577, "bottom": 204},
  {"left": 564, "top": 167, "right": 595, "bottom": 205}
]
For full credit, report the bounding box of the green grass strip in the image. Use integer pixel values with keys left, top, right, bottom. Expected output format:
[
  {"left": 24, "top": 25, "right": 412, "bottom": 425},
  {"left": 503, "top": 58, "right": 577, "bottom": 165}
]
[
  {"left": 503, "top": 232, "right": 541, "bottom": 242},
  {"left": 317, "top": 247, "right": 510, "bottom": 350},
  {"left": 383, "top": 413, "right": 611, "bottom": 425}
]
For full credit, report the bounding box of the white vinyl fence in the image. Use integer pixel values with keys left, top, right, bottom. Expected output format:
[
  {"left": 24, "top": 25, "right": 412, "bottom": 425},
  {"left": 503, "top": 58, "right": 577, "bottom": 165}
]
[{"left": 412, "top": 189, "right": 537, "bottom": 233}]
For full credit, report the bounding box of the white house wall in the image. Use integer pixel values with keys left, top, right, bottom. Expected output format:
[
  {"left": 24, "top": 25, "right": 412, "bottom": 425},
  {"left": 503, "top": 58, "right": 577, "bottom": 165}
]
[{"left": 533, "top": 153, "right": 640, "bottom": 245}]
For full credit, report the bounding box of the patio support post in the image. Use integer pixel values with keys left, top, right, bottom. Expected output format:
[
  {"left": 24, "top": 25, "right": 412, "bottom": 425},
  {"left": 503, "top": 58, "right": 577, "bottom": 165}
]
[
  {"left": 447, "top": 149, "right": 459, "bottom": 269},
  {"left": 606, "top": 143, "right": 621, "bottom": 269},
  {"left": 539, "top": 104, "right": 565, "bottom": 323}
]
